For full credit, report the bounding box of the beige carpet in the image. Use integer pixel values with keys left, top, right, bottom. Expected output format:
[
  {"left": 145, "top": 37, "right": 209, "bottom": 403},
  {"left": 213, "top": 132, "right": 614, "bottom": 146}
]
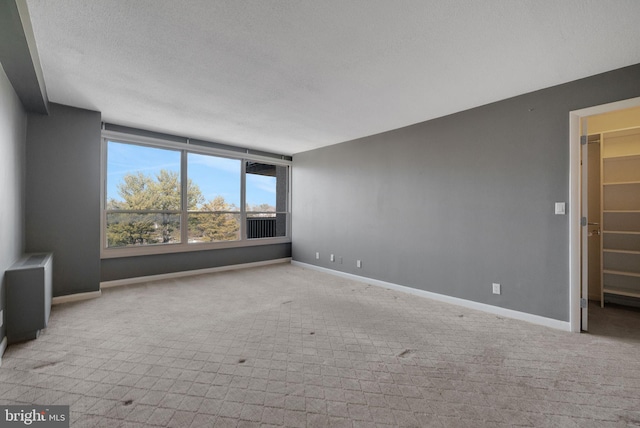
[{"left": 1, "top": 263, "right": 640, "bottom": 427}]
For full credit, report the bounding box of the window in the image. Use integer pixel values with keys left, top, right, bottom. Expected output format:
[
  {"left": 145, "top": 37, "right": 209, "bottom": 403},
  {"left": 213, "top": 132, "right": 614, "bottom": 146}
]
[
  {"left": 106, "top": 142, "right": 182, "bottom": 247},
  {"left": 246, "top": 162, "right": 288, "bottom": 239},
  {"left": 103, "top": 136, "right": 290, "bottom": 256},
  {"left": 187, "top": 153, "right": 241, "bottom": 243}
]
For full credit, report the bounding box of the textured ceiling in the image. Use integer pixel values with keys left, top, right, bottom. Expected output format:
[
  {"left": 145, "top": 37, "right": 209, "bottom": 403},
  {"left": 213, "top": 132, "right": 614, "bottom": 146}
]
[{"left": 25, "top": 0, "right": 640, "bottom": 155}]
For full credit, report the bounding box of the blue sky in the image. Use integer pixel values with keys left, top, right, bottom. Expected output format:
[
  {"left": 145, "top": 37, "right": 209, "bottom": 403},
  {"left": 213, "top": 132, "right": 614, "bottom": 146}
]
[{"left": 107, "top": 141, "right": 276, "bottom": 208}]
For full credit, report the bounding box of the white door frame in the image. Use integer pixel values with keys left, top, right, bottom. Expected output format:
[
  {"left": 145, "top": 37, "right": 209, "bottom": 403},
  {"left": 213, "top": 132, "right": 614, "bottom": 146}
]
[{"left": 569, "top": 96, "right": 640, "bottom": 332}]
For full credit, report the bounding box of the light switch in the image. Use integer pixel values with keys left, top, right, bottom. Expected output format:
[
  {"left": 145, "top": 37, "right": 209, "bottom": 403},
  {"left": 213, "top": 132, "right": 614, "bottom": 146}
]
[{"left": 554, "top": 202, "right": 566, "bottom": 215}]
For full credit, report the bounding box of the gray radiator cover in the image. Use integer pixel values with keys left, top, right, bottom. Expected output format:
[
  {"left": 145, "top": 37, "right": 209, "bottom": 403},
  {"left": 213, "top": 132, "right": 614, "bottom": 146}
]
[{"left": 6, "top": 253, "right": 53, "bottom": 344}]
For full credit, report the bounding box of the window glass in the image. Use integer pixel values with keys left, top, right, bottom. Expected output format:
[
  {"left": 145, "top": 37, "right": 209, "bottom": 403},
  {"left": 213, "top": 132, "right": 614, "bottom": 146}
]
[
  {"left": 106, "top": 142, "right": 181, "bottom": 247},
  {"left": 106, "top": 213, "right": 181, "bottom": 247},
  {"left": 103, "top": 139, "right": 289, "bottom": 253},
  {"left": 246, "top": 162, "right": 288, "bottom": 238},
  {"left": 187, "top": 153, "right": 241, "bottom": 242},
  {"left": 107, "top": 142, "right": 181, "bottom": 208}
]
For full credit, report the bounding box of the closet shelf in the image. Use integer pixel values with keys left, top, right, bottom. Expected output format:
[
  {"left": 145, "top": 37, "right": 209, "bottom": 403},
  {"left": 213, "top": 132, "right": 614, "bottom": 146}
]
[
  {"left": 603, "top": 287, "right": 640, "bottom": 299},
  {"left": 603, "top": 249, "right": 640, "bottom": 255},
  {"left": 603, "top": 154, "right": 640, "bottom": 161},
  {"left": 600, "top": 127, "right": 640, "bottom": 308},
  {"left": 603, "top": 269, "right": 640, "bottom": 278},
  {"left": 603, "top": 181, "right": 640, "bottom": 186}
]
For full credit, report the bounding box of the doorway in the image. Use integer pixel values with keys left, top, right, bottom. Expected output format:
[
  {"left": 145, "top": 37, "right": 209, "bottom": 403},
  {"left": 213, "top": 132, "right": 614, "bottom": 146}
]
[{"left": 570, "top": 99, "right": 640, "bottom": 332}]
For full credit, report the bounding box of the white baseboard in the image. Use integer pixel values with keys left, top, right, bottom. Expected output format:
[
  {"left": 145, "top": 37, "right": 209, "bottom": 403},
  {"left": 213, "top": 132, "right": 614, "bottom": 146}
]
[
  {"left": 292, "top": 261, "right": 571, "bottom": 332},
  {"left": 52, "top": 290, "right": 102, "bottom": 305},
  {"left": 101, "top": 257, "right": 292, "bottom": 289},
  {"left": 0, "top": 336, "right": 7, "bottom": 367}
]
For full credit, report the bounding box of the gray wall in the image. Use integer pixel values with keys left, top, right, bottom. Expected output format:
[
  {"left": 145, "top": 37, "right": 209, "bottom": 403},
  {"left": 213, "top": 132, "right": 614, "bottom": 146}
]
[
  {"left": 101, "top": 243, "right": 291, "bottom": 281},
  {"left": 0, "top": 65, "right": 27, "bottom": 340},
  {"left": 293, "top": 64, "right": 640, "bottom": 322},
  {"left": 26, "top": 103, "right": 102, "bottom": 296}
]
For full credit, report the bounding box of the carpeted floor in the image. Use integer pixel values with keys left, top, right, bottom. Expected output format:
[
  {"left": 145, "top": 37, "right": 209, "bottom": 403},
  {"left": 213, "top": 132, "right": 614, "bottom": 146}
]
[{"left": 1, "top": 263, "right": 639, "bottom": 427}]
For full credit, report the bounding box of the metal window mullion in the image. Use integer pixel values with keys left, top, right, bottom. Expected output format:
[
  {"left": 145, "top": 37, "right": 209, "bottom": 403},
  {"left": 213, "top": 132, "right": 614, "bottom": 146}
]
[
  {"left": 181, "top": 150, "right": 188, "bottom": 245},
  {"left": 105, "top": 210, "right": 182, "bottom": 214},
  {"left": 187, "top": 211, "right": 240, "bottom": 215},
  {"left": 287, "top": 165, "right": 292, "bottom": 238},
  {"left": 241, "top": 160, "right": 247, "bottom": 240},
  {"left": 101, "top": 137, "right": 107, "bottom": 251}
]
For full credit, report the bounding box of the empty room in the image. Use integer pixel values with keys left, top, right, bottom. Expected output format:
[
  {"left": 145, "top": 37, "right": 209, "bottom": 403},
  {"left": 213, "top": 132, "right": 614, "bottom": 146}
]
[{"left": 2, "top": 1, "right": 640, "bottom": 427}]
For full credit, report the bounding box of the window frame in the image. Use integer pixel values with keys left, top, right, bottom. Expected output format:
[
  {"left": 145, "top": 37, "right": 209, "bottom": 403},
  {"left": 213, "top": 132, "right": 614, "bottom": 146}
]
[{"left": 100, "top": 130, "right": 291, "bottom": 259}]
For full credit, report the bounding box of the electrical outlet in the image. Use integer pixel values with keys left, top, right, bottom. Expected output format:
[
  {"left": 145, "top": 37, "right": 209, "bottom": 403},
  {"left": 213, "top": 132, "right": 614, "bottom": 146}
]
[
  {"left": 315, "top": 252, "right": 320, "bottom": 260},
  {"left": 330, "top": 254, "right": 335, "bottom": 262},
  {"left": 492, "top": 283, "right": 501, "bottom": 295},
  {"left": 356, "top": 260, "right": 362, "bottom": 268},
  {"left": 339, "top": 257, "right": 343, "bottom": 264}
]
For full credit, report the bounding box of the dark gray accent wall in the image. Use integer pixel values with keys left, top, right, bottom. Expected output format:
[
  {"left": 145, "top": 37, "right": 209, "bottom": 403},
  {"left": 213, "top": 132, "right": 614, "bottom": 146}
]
[
  {"left": 0, "top": 65, "right": 27, "bottom": 341},
  {"left": 101, "top": 243, "right": 291, "bottom": 281},
  {"left": 293, "top": 64, "right": 640, "bottom": 322},
  {"left": 26, "top": 103, "right": 101, "bottom": 297}
]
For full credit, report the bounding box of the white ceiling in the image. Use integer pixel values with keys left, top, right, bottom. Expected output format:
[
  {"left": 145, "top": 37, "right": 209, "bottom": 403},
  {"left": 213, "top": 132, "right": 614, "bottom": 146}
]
[{"left": 25, "top": 0, "right": 640, "bottom": 155}]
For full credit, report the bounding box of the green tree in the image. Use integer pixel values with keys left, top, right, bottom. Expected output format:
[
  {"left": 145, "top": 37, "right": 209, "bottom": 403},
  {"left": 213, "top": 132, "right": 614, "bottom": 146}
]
[
  {"left": 106, "top": 214, "right": 156, "bottom": 247},
  {"left": 115, "top": 172, "right": 156, "bottom": 210},
  {"left": 189, "top": 196, "right": 240, "bottom": 242},
  {"left": 107, "top": 170, "right": 204, "bottom": 247}
]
